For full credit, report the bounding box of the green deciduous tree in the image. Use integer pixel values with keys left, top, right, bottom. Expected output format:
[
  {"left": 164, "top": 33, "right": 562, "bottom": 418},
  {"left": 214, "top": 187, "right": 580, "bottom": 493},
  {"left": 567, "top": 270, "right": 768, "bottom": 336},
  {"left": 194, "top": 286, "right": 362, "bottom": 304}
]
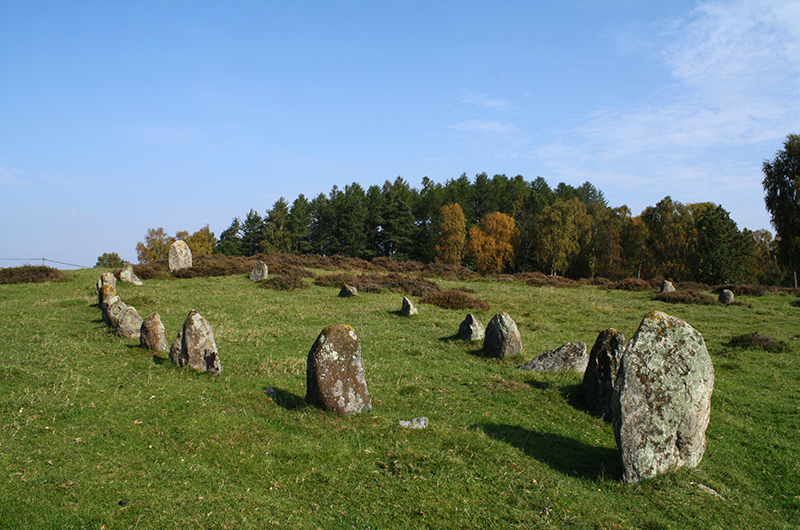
[
  {"left": 95, "top": 252, "right": 125, "bottom": 269},
  {"left": 762, "top": 133, "right": 800, "bottom": 287},
  {"left": 533, "top": 198, "right": 590, "bottom": 276}
]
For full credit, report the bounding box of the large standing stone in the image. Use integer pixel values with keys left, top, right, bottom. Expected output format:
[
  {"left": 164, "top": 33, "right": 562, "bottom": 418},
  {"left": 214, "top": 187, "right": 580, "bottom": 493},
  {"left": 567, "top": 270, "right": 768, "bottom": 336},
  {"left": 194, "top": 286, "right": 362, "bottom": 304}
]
[
  {"left": 116, "top": 306, "right": 144, "bottom": 339},
  {"left": 98, "top": 283, "right": 117, "bottom": 306},
  {"left": 483, "top": 312, "right": 522, "bottom": 358},
  {"left": 250, "top": 261, "right": 269, "bottom": 281},
  {"left": 120, "top": 263, "right": 143, "bottom": 285},
  {"left": 582, "top": 329, "right": 625, "bottom": 421},
  {"left": 169, "top": 310, "right": 222, "bottom": 373},
  {"left": 305, "top": 324, "right": 372, "bottom": 416},
  {"left": 401, "top": 296, "right": 418, "bottom": 316},
  {"left": 612, "top": 311, "right": 714, "bottom": 483},
  {"left": 660, "top": 280, "right": 676, "bottom": 294},
  {"left": 103, "top": 297, "right": 127, "bottom": 329},
  {"left": 140, "top": 312, "right": 168, "bottom": 352},
  {"left": 458, "top": 314, "right": 485, "bottom": 341},
  {"left": 169, "top": 240, "right": 193, "bottom": 272},
  {"left": 518, "top": 342, "right": 587, "bottom": 372},
  {"left": 339, "top": 284, "right": 358, "bottom": 297},
  {"left": 96, "top": 273, "right": 117, "bottom": 304},
  {"left": 719, "top": 289, "right": 734, "bottom": 304}
]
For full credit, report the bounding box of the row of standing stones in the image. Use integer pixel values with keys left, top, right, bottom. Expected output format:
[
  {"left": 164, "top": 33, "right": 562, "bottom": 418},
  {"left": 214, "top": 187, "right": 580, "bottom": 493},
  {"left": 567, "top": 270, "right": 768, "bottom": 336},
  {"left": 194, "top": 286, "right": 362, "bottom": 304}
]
[
  {"left": 98, "top": 252, "right": 713, "bottom": 484},
  {"left": 352, "top": 286, "right": 714, "bottom": 485}
]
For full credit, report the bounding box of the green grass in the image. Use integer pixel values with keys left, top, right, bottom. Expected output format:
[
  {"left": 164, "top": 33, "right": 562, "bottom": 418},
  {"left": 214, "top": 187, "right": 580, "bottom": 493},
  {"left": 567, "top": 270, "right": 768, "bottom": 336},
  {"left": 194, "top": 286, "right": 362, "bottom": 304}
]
[{"left": 1, "top": 269, "right": 798, "bottom": 529}]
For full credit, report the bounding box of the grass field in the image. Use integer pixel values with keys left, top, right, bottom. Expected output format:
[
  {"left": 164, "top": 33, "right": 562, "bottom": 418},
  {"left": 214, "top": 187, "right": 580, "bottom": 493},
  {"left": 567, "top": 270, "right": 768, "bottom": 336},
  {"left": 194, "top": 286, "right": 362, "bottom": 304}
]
[{"left": 1, "top": 268, "right": 798, "bottom": 529}]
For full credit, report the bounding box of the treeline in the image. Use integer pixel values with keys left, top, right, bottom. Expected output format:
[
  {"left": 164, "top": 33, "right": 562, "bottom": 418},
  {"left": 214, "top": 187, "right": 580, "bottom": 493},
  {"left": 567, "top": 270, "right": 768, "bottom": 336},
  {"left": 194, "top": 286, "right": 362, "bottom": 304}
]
[{"left": 137, "top": 173, "right": 785, "bottom": 285}]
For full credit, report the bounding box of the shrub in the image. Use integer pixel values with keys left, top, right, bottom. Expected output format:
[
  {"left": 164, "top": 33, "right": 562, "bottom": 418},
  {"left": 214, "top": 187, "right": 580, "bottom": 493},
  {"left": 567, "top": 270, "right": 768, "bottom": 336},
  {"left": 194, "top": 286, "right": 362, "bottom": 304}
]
[
  {"left": 419, "top": 289, "right": 490, "bottom": 311},
  {"left": 652, "top": 290, "right": 716, "bottom": 305},
  {"left": 314, "top": 272, "right": 358, "bottom": 288},
  {"left": 725, "top": 332, "right": 788, "bottom": 353},
  {"left": 613, "top": 278, "right": 654, "bottom": 291},
  {"left": 0, "top": 265, "right": 68, "bottom": 284},
  {"left": 421, "top": 262, "right": 478, "bottom": 280},
  {"left": 95, "top": 252, "right": 125, "bottom": 269}
]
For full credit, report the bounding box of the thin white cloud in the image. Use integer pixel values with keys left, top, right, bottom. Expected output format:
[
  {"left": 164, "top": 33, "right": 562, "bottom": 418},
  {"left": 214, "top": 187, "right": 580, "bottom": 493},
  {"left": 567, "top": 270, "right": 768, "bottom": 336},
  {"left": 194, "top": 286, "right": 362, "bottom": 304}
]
[
  {"left": 532, "top": 0, "right": 798, "bottom": 216},
  {"left": 449, "top": 120, "right": 520, "bottom": 135},
  {"left": 458, "top": 91, "right": 512, "bottom": 109},
  {"left": 0, "top": 166, "right": 25, "bottom": 187}
]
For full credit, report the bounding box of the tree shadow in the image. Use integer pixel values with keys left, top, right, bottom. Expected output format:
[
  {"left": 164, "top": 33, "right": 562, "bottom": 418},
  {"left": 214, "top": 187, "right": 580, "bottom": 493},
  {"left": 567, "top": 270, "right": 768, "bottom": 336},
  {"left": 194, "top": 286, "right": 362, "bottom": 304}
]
[
  {"left": 265, "top": 387, "right": 308, "bottom": 411},
  {"left": 475, "top": 422, "right": 621, "bottom": 481}
]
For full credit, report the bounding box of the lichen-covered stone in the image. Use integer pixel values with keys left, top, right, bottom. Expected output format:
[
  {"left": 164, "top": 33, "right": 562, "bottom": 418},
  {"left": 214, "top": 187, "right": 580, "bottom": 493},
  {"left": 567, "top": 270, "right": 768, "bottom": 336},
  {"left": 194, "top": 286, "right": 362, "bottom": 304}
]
[
  {"left": 250, "top": 261, "right": 268, "bottom": 281},
  {"left": 103, "top": 298, "right": 127, "bottom": 329},
  {"left": 399, "top": 417, "right": 428, "bottom": 429},
  {"left": 483, "top": 312, "right": 522, "bottom": 358},
  {"left": 401, "top": 296, "right": 418, "bottom": 316},
  {"left": 96, "top": 273, "right": 117, "bottom": 304},
  {"left": 140, "top": 312, "right": 168, "bottom": 352},
  {"left": 458, "top": 314, "right": 485, "bottom": 341},
  {"left": 98, "top": 283, "right": 117, "bottom": 306},
  {"left": 612, "top": 310, "right": 714, "bottom": 483},
  {"left": 306, "top": 324, "right": 371, "bottom": 416},
  {"left": 169, "top": 310, "right": 222, "bottom": 373},
  {"left": 339, "top": 284, "right": 358, "bottom": 297},
  {"left": 719, "top": 289, "right": 734, "bottom": 304},
  {"left": 518, "top": 342, "right": 587, "bottom": 372},
  {"left": 116, "top": 306, "right": 143, "bottom": 339},
  {"left": 120, "top": 263, "right": 143, "bottom": 285},
  {"left": 583, "top": 329, "right": 625, "bottom": 421},
  {"left": 168, "top": 240, "right": 193, "bottom": 272},
  {"left": 660, "top": 280, "right": 676, "bottom": 293}
]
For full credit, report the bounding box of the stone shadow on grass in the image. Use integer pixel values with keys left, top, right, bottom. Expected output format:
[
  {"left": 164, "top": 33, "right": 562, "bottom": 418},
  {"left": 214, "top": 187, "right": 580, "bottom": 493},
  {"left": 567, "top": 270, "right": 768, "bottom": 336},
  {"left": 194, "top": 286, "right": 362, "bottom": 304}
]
[
  {"left": 265, "top": 387, "right": 308, "bottom": 411},
  {"left": 559, "top": 383, "right": 591, "bottom": 414},
  {"left": 476, "top": 422, "right": 621, "bottom": 481}
]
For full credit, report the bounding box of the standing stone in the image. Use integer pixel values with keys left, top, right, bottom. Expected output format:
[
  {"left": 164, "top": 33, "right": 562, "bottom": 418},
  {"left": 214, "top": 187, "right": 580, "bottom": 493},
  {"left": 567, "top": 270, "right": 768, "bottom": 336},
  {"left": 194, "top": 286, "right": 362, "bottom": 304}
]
[
  {"left": 169, "top": 310, "right": 222, "bottom": 373},
  {"left": 98, "top": 283, "right": 117, "bottom": 306},
  {"left": 169, "top": 240, "right": 193, "bottom": 272},
  {"left": 401, "top": 296, "right": 418, "bottom": 316},
  {"left": 339, "top": 284, "right": 358, "bottom": 297},
  {"left": 582, "top": 329, "right": 625, "bottom": 422},
  {"left": 305, "top": 324, "right": 372, "bottom": 416},
  {"left": 120, "top": 263, "right": 143, "bottom": 285},
  {"left": 103, "top": 298, "right": 127, "bottom": 329},
  {"left": 250, "top": 261, "right": 269, "bottom": 281},
  {"left": 140, "top": 312, "right": 168, "bottom": 352},
  {"left": 612, "top": 310, "right": 714, "bottom": 483},
  {"left": 458, "top": 314, "right": 485, "bottom": 341},
  {"left": 660, "top": 280, "right": 676, "bottom": 293},
  {"left": 116, "top": 306, "right": 144, "bottom": 339},
  {"left": 719, "top": 289, "right": 734, "bottom": 304},
  {"left": 96, "top": 272, "right": 117, "bottom": 304},
  {"left": 483, "top": 312, "right": 523, "bottom": 358},
  {"left": 518, "top": 342, "right": 588, "bottom": 372}
]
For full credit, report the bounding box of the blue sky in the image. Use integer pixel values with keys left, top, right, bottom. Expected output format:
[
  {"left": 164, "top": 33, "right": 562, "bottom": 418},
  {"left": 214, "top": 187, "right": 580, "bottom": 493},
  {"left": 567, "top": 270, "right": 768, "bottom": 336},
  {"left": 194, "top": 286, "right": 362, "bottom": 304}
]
[{"left": 2, "top": 0, "right": 799, "bottom": 268}]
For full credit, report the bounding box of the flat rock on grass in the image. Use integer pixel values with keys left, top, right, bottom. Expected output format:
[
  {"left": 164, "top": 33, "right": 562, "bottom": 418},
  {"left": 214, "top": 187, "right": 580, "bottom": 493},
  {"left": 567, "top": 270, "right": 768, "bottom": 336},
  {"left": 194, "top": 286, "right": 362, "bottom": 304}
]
[
  {"left": 612, "top": 310, "right": 714, "bottom": 483},
  {"left": 518, "top": 342, "right": 587, "bottom": 372},
  {"left": 306, "top": 324, "right": 372, "bottom": 416},
  {"left": 339, "top": 284, "right": 358, "bottom": 297}
]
